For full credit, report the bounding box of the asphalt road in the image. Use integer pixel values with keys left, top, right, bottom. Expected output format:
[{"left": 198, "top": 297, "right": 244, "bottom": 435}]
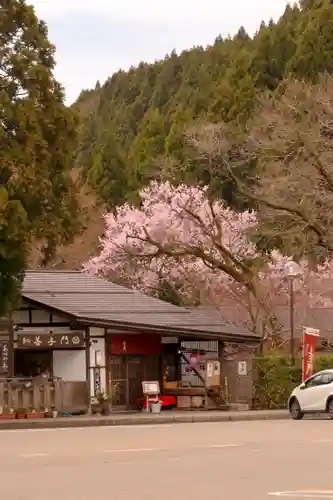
[{"left": 2, "top": 418, "right": 333, "bottom": 500}]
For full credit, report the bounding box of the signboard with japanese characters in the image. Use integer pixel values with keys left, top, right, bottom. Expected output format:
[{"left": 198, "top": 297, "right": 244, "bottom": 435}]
[
  {"left": 142, "top": 381, "right": 160, "bottom": 396},
  {"left": 0, "top": 342, "right": 10, "bottom": 375},
  {"left": 93, "top": 367, "right": 101, "bottom": 396},
  {"left": 17, "top": 332, "right": 85, "bottom": 349}
]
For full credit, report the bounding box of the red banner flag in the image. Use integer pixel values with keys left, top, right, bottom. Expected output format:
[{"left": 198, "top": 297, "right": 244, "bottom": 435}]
[{"left": 302, "top": 327, "right": 320, "bottom": 381}]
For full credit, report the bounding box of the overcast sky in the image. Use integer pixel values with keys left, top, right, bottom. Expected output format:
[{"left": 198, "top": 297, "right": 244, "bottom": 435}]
[{"left": 29, "top": 0, "right": 291, "bottom": 103}]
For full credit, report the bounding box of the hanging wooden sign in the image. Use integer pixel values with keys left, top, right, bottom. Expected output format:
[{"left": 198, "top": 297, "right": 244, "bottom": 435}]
[
  {"left": 17, "top": 332, "right": 85, "bottom": 349},
  {"left": 0, "top": 342, "right": 10, "bottom": 375}
]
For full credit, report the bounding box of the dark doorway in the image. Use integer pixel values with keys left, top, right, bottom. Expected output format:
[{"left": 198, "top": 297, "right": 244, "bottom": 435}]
[
  {"left": 14, "top": 349, "right": 53, "bottom": 377},
  {"left": 110, "top": 355, "right": 161, "bottom": 408},
  {"left": 127, "top": 356, "right": 145, "bottom": 407}
]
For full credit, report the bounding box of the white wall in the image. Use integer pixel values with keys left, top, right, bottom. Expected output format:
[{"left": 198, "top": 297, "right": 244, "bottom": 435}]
[
  {"left": 89, "top": 337, "right": 106, "bottom": 367},
  {"left": 89, "top": 327, "right": 105, "bottom": 337},
  {"left": 53, "top": 350, "right": 86, "bottom": 382}
]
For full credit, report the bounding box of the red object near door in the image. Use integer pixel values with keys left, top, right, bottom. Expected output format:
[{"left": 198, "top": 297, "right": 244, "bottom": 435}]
[
  {"left": 16, "top": 413, "right": 26, "bottom": 419},
  {"left": 135, "top": 395, "right": 177, "bottom": 411},
  {"left": 111, "top": 335, "right": 162, "bottom": 355},
  {"left": 0, "top": 413, "right": 15, "bottom": 420},
  {"left": 26, "top": 412, "right": 45, "bottom": 419}
]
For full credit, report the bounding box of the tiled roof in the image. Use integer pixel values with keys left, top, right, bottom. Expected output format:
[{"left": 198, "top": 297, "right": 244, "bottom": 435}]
[{"left": 22, "top": 270, "right": 259, "bottom": 341}]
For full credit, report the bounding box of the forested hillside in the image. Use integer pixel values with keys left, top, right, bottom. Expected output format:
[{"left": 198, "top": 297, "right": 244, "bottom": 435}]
[
  {"left": 50, "top": 0, "right": 333, "bottom": 269},
  {"left": 73, "top": 0, "right": 332, "bottom": 210}
]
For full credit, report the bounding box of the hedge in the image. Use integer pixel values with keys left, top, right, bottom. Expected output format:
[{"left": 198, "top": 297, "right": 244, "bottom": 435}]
[{"left": 253, "top": 352, "right": 333, "bottom": 409}]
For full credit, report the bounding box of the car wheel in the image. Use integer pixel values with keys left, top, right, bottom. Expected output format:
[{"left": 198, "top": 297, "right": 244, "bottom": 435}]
[
  {"left": 327, "top": 399, "right": 333, "bottom": 419},
  {"left": 290, "top": 399, "right": 304, "bottom": 420}
]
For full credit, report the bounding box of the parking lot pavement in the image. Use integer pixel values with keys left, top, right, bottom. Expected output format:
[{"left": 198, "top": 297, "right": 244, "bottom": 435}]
[{"left": 2, "top": 419, "right": 333, "bottom": 500}]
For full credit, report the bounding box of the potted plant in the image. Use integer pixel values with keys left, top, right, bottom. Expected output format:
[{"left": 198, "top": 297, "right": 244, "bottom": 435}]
[
  {"left": 38, "top": 405, "right": 47, "bottom": 418},
  {"left": 96, "top": 392, "right": 111, "bottom": 415},
  {"left": 25, "top": 407, "right": 36, "bottom": 419},
  {"left": 44, "top": 405, "right": 52, "bottom": 418},
  {"left": 0, "top": 405, "right": 15, "bottom": 420},
  {"left": 26, "top": 406, "right": 46, "bottom": 419},
  {"left": 16, "top": 407, "right": 27, "bottom": 419}
]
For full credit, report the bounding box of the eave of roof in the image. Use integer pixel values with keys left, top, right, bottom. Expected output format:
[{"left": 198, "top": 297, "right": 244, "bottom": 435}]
[{"left": 21, "top": 270, "right": 260, "bottom": 343}]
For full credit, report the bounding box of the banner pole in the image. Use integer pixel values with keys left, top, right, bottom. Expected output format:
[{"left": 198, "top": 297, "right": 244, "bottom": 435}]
[
  {"left": 302, "top": 327, "right": 304, "bottom": 382},
  {"left": 302, "top": 327, "right": 320, "bottom": 382}
]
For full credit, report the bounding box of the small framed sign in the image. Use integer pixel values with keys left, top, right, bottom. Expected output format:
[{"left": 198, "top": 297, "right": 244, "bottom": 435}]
[
  {"left": 238, "top": 361, "right": 248, "bottom": 376},
  {"left": 142, "top": 381, "right": 160, "bottom": 396}
]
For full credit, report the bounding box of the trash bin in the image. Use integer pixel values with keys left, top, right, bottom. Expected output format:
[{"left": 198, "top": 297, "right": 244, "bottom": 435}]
[{"left": 151, "top": 401, "right": 162, "bottom": 414}]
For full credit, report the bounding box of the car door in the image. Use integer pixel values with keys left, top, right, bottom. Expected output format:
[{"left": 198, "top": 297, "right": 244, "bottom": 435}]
[
  {"left": 311, "top": 371, "right": 333, "bottom": 411},
  {"left": 298, "top": 373, "right": 325, "bottom": 411}
]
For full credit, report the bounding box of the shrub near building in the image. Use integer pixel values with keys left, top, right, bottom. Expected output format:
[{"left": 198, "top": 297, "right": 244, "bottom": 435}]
[{"left": 253, "top": 352, "right": 333, "bottom": 409}]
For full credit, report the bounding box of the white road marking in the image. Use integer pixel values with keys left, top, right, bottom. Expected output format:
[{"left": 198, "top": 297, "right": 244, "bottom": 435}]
[
  {"left": 190, "top": 443, "right": 241, "bottom": 449},
  {"left": 312, "top": 439, "right": 333, "bottom": 443},
  {"left": 104, "top": 424, "right": 174, "bottom": 429},
  {"left": 269, "top": 492, "right": 333, "bottom": 498},
  {"left": 104, "top": 447, "right": 167, "bottom": 454},
  {"left": 20, "top": 453, "right": 49, "bottom": 458},
  {"left": 103, "top": 443, "right": 241, "bottom": 454}
]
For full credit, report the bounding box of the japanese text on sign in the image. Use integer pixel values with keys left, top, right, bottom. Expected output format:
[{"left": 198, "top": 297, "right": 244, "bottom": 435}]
[
  {"left": 93, "top": 368, "right": 101, "bottom": 396},
  {"left": 142, "top": 381, "right": 160, "bottom": 395},
  {"left": 17, "top": 332, "right": 85, "bottom": 349},
  {"left": 0, "top": 342, "right": 10, "bottom": 374}
]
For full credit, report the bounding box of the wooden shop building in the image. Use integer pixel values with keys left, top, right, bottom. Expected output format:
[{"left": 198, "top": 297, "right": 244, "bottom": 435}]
[{"left": 0, "top": 270, "right": 260, "bottom": 413}]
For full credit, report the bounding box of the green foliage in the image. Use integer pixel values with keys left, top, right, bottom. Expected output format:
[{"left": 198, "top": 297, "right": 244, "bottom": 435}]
[
  {"left": 287, "top": 1, "right": 333, "bottom": 79},
  {"left": 86, "top": 129, "right": 130, "bottom": 210},
  {"left": 0, "top": 0, "right": 81, "bottom": 312},
  {"left": 253, "top": 353, "right": 299, "bottom": 410},
  {"left": 0, "top": 189, "right": 27, "bottom": 314},
  {"left": 254, "top": 352, "right": 333, "bottom": 409}
]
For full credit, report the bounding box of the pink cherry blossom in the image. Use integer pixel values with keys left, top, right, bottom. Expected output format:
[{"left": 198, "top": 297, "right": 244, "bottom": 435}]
[
  {"left": 85, "top": 181, "right": 259, "bottom": 294},
  {"left": 85, "top": 181, "right": 333, "bottom": 321}
]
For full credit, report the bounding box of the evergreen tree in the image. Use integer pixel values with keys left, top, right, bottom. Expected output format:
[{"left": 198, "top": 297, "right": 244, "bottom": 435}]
[
  {"left": 288, "top": 1, "right": 333, "bottom": 79},
  {"left": 0, "top": 0, "right": 80, "bottom": 312},
  {"left": 130, "top": 108, "right": 167, "bottom": 187},
  {"left": 87, "top": 130, "right": 130, "bottom": 210}
]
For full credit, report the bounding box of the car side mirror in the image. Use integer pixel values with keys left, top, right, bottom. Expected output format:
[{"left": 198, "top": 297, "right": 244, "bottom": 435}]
[{"left": 300, "top": 382, "right": 306, "bottom": 390}]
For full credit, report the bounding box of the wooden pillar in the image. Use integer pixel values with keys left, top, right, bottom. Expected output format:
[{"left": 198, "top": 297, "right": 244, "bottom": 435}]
[
  {"left": 176, "top": 338, "right": 182, "bottom": 383},
  {"left": 0, "top": 316, "right": 13, "bottom": 378},
  {"left": 9, "top": 317, "right": 15, "bottom": 378},
  {"left": 84, "top": 326, "right": 91, "bottom": 414},
  {"left": 218, "top": 340, "right": 224, "bottom": 387},
  {"left": 218, "top": 340, "right": 229, "bottom": 404}
]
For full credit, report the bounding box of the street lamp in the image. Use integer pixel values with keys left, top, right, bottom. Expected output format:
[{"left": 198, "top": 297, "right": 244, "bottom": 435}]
[{"left": 284, "top": 261, "right": 301, "bottom": 365}]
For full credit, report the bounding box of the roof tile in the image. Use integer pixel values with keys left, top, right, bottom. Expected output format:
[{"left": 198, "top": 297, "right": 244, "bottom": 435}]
[{"left": 22, "top": 270, "right": 258, "bottom": 340}]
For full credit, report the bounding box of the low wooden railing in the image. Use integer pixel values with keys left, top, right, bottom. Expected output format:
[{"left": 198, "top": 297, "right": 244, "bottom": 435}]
[{"left": 0, "top": 378, "right": 88, "bottom": 413}]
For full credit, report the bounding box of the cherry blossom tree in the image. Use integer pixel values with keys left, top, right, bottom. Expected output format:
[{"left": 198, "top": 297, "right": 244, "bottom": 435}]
[
  {"left": 85, "top": 181, "right": 333, "bottom": 347},
  {"left": 85, "top": 181, "right": 260, "bottom": 294}
]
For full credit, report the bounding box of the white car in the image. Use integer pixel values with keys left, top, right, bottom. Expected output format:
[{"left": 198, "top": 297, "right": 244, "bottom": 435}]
[{"left": 288, "top": 369, "right": 333, "bottom": 420}]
